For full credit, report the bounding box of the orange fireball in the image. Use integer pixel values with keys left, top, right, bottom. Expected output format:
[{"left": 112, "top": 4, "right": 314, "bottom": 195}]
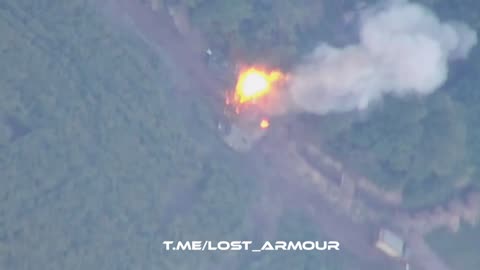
[
  {"left": 234, "top": 67, "right": 285, "bottom": 104},
  {"left": 259, "top": 119, "right": 270, "bottom": 129}
]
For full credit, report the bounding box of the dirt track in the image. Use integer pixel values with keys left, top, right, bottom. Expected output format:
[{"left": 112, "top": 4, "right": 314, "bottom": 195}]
[
  {"left": 252, "top": 124, "right": 405, "bottom": 270},
  {"left": 107, "top": 0, "right": 226, "bottom": 106},
  {"left": 105, "top": 1, "right": 402, "bottom": 269},
  {"left": 103, "top": 1, "right": 451, "bottom": 270}
]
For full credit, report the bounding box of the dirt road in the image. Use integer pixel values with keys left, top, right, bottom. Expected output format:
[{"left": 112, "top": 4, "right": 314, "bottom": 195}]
[
  {"left": 251, "top": 124, "right": 405, "bottom": 270},
  {"left": 106, "top": 0, "right": 226, "bottom": 107},
  {"left": 104, "top": 1, "right": 401, "bottom": 269},
  {"left": 103, "top": 1, "right": 451, "bottom": 270}
]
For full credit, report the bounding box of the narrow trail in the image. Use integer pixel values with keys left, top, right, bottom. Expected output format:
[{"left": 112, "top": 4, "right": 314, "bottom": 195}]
[
  {"left": 252, "top": 125, "right": 404, "bottom": 270},
  {"left": 103, "top": 1, "right": 452, "bottom": 270},
  {"left": 107, "top": 0, "right": 225, "bottom": 105}
]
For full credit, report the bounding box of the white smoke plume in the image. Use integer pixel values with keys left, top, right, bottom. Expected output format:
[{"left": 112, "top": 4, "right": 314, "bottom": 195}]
[{"left": 288, "top": 0, "right": 477, "bottom": 115}]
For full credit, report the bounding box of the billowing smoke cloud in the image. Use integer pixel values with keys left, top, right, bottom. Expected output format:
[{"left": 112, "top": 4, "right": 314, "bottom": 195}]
[{"left": 288, "top": 0, "right": 477, "bottom": 115}]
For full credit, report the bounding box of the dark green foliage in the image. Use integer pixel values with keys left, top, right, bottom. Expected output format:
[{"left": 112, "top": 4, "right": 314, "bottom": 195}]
[
  {"left": 427, "top": 223, "right": 480, "bottom": 270},
  {"left": 307, "top": 93, "right": 470, "bottom": 209},
  {"left": 3, "top": 0, "right": 480, "bottom": 269},
  {"left": 445, "top": 48, "right": 480, "bottom": 188},
  {"left": 299, "top": 0, "right": 480, "bottom": 209},
  {"left": 0, "top": 1, "right": 258, "bottom": 269},
  {"left": 182, "top": 0, "right": 345, "bottom": 67},
  {"left": 190, "top": 0, "right": 253, "bottom": 35},
  {"left": 180, "top": 0, "right": 480, "bottom": 267}
]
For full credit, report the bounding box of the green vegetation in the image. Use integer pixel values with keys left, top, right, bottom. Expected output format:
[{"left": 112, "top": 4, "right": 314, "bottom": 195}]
[
  {"left": 183, "top": 0, "right": 351, "bottom": 66},
  {"left": 0, "top": 0, "right": 357, "bottom": 269},
  {"left": 178, "top": 0, "right": 480, "bottom": 268},
  {"left": 304, "top": 92, "right": 471, "bottom": 209},
  {"left": 0, "top": 0, "right": 257, "bottom": 269},
  {"left": 182, "top": 0, "right": 480, "bottom": 209},
  {"left": 292, "top": 0, "right": 480, "bottom": 210},
  {"left": 427, "top": 222, "right": 480, "bottom": 270},
  {"left": 2, "top": 0, "right": 480, "bottom": 269}
]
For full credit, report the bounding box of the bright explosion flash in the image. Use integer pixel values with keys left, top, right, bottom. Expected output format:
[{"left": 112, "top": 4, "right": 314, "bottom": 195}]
[
  {"left": 234, "top": 67, "right": 285, "bottom": 104},
  {"left": 259, "top": 119, "right": 270, "bottom": 129},
  {"left": 225, "top": 66, "right": 286, "bottom": 131}
]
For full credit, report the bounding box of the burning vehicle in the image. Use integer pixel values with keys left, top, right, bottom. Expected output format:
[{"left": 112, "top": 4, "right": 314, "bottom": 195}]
[{"left": 218, "top": 66, "right": 287, "bottom": 152}]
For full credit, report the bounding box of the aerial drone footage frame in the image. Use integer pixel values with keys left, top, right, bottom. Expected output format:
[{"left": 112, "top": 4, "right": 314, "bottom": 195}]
[{"left": 1, "top": 0, "right": 480, "bottom": 270}]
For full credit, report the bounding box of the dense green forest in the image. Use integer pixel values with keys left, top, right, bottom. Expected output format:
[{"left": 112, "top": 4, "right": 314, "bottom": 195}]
[
  {"left": 181, "top": 0, "right": 480, "bottom": 209},
  {"left": 184, "top": 0, "right": 357, "bottom": 67},
  {"left": 302, "top": 0, "right": 480, "bottom": 209},
  {"left": 2, "top": 0, "right": 480, "bottom": 269},
  {"left": 0, "top": 0, "right": 358, "bottom": 269},
  {"left": 179, "top": 1, "right": 480, "bottom": 267}
]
